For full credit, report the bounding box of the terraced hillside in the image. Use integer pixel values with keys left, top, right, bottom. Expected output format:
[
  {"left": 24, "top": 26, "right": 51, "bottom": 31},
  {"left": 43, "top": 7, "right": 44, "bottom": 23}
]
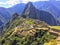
[
  {"left": 0, "top": 15, "right": 60, "bottom": 45},
  {"left": 49, "top": 26, "right": 60, "bottom": 41}
]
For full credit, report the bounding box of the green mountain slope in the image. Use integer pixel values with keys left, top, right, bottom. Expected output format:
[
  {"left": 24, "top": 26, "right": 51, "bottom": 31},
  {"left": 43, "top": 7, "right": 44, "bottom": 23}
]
[{"left": 0, "top": 13, "right": 57, "bottom": 45}]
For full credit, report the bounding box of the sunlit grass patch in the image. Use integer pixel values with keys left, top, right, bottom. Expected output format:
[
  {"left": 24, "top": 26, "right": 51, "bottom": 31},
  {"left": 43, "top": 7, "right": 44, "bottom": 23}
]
[{"left": 49, "top": 26, "right": 60, "bottom": 30}]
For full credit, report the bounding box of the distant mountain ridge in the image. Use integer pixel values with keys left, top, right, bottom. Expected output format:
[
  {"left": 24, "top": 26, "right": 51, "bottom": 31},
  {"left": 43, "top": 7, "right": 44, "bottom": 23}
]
[
  {"left": 8, "top": 3, "right": 26, "bottom": 14},
  {"left": 7, "top": 1, "right": 60, "bottom": 18},
  {"left": 33, "top": 1, "right": 60, "bottom": 18},
  {"left": 0, "top": 7, "right": 11, "bottom": 27},
  {"left": 0, "top": 1, "right": 60, "bottom": 28},
  {"left": 22, "top": 2, "right": 57, "bottom": 26},
  {"left": 7, "top": 1, "right": 60, "bottom": 22}
]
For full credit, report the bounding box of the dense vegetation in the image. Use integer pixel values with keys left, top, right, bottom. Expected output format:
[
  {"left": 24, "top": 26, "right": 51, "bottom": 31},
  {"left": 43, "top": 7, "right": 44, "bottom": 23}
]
[
  {"left": 0, "top": 30, "right": 54, "bottom": 45},
  {"left": 0, "top": 14, "right": 59, "bottom": 45}
]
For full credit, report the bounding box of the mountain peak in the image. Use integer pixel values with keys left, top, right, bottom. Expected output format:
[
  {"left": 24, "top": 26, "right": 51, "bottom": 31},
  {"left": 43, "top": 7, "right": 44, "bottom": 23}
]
[
  {"left": 26, "top": 2, "right": 34, "bottom": 8},
  {"left": 27, "top": 2, "right": 33, "bottom": 5},
  {"left": 22, "top": 2, "right": 36, "bottom": 17},
  {"left": 10, "top": 13, "right": 19, "bottom": 22},
  {"left": 22, "top": 2, "right": 57, "bottom": 25}
]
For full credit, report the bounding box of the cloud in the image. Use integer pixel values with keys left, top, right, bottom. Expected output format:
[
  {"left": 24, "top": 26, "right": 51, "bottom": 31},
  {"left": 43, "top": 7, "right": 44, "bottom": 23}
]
[
  {"left": 22, "top": 0, "right": 40, "bottom": 3},
  {"left": 6, "top": 0, "right": 20, "bottom": 5},
  {"left": 0, "top": 0, "right": 49, "bottom": 8},
  {"left": 22, "top": 0, "right": 49, "bottom": 3},
  {"left": 0, "top": 0, "right": 20, "bottom": 8}
]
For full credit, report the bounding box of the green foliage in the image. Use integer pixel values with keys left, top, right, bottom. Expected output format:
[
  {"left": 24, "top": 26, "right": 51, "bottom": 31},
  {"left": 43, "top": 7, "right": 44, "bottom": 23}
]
[
  {"left": 25, "top": 19, "right": 34, "bottom": 25},
  {"left": 0, "top": 30, "right": 54, "bottom": 45},
  {"left": 0, "top": 16, "right": 55, "bottom": 45},
  {"left": 3, "top": 40, "right": 10, "bottom": 45}
]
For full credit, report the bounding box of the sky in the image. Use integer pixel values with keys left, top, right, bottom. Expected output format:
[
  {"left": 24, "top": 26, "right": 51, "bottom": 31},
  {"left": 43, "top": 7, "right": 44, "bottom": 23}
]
[{"left": 0, "top": 0, "right": 59, "bottom": 8}]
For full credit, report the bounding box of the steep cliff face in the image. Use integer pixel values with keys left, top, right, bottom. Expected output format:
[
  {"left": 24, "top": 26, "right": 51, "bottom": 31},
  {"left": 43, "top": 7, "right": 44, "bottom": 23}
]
[
  {"left": 0, "top": 7, "right": 10, "bottom": 26},
  {"left": 22, "top": 2, "right": 57, "bottom": 26},
  {"left": 0, "top": 7, "right": 11, "bottom": 32},
  {"left": 0, "top": 20, "right": 3, "bottom": 26}
]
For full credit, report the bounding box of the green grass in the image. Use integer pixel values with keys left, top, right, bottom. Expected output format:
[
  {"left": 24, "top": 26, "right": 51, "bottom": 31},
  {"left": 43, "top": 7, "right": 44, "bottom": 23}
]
[{"left": 50, "top": 26, "right": 60, "bottom": 30}]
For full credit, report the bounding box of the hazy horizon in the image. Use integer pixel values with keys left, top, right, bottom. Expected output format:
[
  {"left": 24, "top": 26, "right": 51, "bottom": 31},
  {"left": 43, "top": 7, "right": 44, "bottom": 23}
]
[{"left": 0, "top": 0, "right": 59, "bottom": 8}]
